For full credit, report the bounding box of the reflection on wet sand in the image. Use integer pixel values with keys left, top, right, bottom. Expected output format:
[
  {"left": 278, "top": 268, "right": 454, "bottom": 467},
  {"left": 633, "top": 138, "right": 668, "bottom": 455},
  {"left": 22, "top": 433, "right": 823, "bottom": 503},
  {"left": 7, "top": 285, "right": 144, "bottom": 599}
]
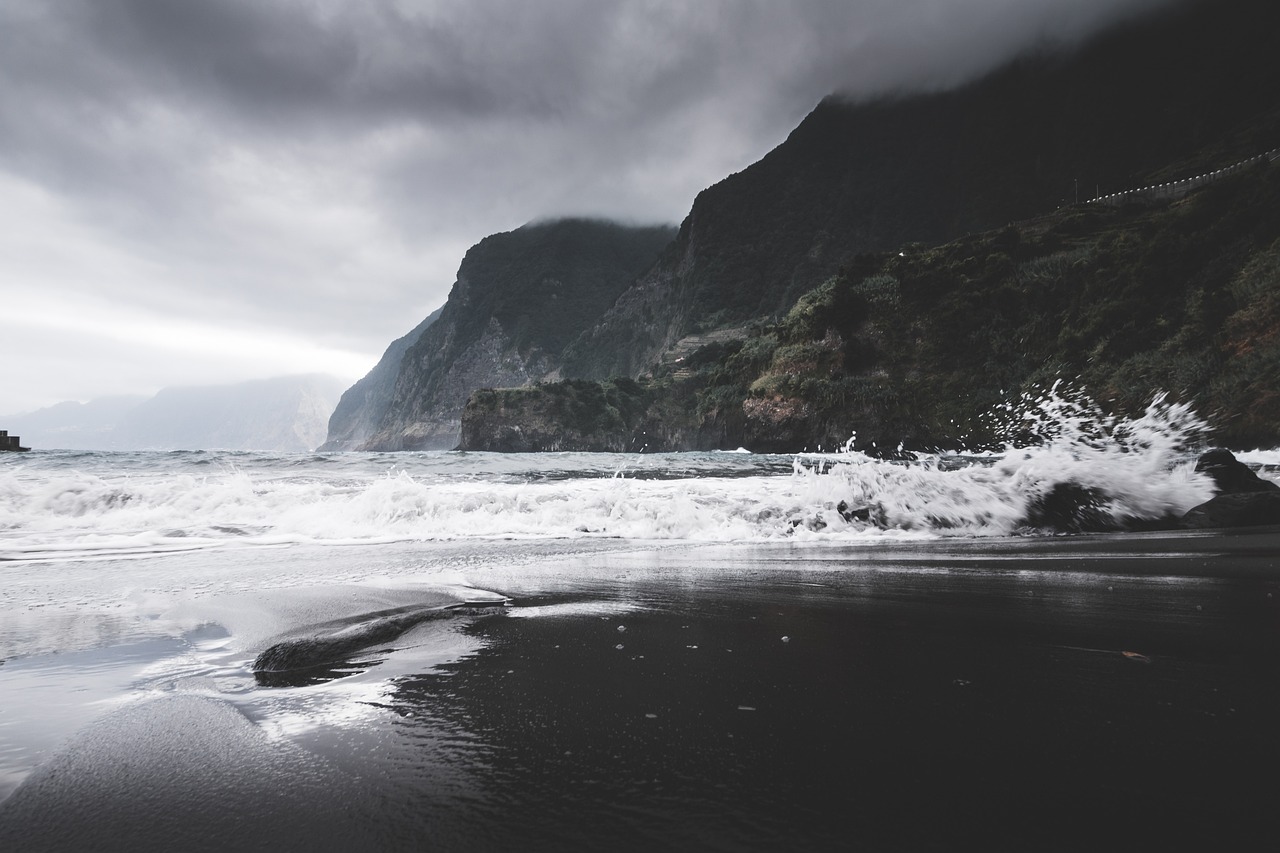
[{"left": 2, "top": 533, "right": 1279, "bottom": 851}]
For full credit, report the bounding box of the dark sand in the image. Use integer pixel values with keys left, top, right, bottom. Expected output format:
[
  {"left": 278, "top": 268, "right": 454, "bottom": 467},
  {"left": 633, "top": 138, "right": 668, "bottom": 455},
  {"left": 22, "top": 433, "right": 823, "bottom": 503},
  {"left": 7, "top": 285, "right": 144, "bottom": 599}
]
[{"left": 3, "top": 531, "right": 1279, "bottom": 851}]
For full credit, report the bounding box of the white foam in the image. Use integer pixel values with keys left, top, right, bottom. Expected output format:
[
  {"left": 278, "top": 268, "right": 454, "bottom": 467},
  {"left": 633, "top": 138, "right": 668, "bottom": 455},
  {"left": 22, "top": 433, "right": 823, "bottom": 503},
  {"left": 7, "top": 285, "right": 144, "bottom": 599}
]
[
  {"left": 0, "top": 391, "right": 1225, "bottom": 560},
  {"left": 1232, "top": 448, "right": 1280, "bottom": 477},
  {"left": 797, "top": 389, "right": 1213, "bottom": 536}
]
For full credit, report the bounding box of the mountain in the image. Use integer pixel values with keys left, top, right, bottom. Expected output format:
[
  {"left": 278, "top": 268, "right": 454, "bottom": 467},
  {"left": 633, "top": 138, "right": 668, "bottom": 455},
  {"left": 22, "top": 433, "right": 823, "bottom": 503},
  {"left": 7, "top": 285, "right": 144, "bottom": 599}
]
[
  {"left": 458, "top": 0, "right": 1280, "bottom": 453},
  {"left": 319, "top": 307, "right": 444, "bottom": 451},
  {"left": 1, "top": 396, "right": 148, "bottom": 450},
  {"left": 369, "top": 0, "right": 1280, "bottom": 454},
  {"left": 120, "top": 375, "right": 346, "bottom": 451},
  {"left": 561, "top": 0, "right": 1280, "bottom": 380},
  {"left": 353, "top": 219, "right": 676, "bottom": 451},
  {"left": 8, "top": 375, "right": 344, "bottom": 451},
  {"left": 463, "top": 156, "right": 1280, "bottom": 453}
]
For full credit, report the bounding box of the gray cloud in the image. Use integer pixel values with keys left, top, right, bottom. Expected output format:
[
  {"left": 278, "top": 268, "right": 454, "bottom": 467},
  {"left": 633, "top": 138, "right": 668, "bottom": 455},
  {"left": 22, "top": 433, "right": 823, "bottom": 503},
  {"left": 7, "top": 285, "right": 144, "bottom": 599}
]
[{"left": 0, "top": 0, "right": 1178, "bottom": 414}]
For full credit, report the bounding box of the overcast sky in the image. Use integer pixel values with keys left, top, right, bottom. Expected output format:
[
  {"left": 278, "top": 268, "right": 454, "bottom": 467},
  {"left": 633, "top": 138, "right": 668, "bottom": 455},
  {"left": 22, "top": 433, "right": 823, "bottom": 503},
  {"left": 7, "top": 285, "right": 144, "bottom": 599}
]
[{"left": 0, "top": 0, "right": 1173, "bottom": 414}]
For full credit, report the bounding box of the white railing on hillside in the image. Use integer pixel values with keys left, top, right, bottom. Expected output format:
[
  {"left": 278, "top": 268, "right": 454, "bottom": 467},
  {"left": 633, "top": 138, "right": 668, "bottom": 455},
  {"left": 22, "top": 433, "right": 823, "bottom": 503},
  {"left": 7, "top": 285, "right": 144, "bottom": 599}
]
[{"left": 1087, "top": 147, "right": 1280, "bottom": 207}]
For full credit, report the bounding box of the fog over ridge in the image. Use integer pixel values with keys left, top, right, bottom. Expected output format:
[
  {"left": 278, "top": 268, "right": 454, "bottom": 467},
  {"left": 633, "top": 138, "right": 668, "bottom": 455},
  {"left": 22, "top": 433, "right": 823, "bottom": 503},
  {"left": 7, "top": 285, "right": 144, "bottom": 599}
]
[{"left": 0, "top": 0, "right": 1178, "bottom": 413}]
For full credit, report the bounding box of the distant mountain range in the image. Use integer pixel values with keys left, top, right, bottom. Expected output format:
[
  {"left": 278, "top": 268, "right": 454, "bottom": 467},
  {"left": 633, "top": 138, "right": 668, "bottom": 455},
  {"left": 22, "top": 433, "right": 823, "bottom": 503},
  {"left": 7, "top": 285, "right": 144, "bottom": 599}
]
[
  {"left": 6, "top": 375, "right": 345, "bottom": 451},
  {"left": 332, "top": 0, "right": 1280, "bottom": 453}
]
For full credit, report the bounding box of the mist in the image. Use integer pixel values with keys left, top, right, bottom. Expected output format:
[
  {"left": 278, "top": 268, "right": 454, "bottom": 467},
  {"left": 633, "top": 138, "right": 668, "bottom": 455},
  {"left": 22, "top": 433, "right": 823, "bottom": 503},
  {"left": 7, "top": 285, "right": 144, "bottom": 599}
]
[{"left": 0, "top": 0, "right": 1178, "bottom": 413}]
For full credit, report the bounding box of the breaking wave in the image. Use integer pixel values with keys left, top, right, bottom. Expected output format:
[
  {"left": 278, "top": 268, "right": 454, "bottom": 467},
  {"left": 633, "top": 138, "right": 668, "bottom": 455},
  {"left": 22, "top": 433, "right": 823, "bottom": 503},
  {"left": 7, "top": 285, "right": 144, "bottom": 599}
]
[{"left": 0, "top": 388, "right": 1266, "bottom": 561}]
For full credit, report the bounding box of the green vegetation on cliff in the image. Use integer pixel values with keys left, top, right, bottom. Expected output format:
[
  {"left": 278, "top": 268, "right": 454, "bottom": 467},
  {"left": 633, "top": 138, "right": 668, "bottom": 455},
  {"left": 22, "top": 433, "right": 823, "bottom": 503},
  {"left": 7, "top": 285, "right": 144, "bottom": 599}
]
[
  {"left": 460, "top": 160, "right": 1280, "bottom": 453},
  {"left": 462, "top": 379, "right": 656, "bottom": 453},
  {"left": 561, "top": 0, "right": 1280, "bottom": 382},
  {"left": 360, "top": 0, "right": 1280, "bottom": 454}
]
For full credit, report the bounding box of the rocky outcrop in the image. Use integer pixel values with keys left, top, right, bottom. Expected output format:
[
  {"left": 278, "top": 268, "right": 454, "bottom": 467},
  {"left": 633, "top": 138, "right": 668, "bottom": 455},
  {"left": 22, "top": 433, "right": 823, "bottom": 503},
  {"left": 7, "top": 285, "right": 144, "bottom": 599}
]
[
  {"left": 459, "top": 380, "right": 663, "bottom": 453},
  {"left": 380, "top": 316, "right": 560, "bottom": 450},
  {"left": 356, "top": 219, "right": 675, "bottom": 451},
  {"left": 1021, "top": 483, "right": 1123, "bottom": 534},
  {"left": 253, "top": 599, "right": 507, "bottom": 687},
  {"left": 459, "top": 372, "right": 756, "bottom": 453},
  {"left": 1180, "top": 492, "right": 1280, "bottom": 529},
  {"left": 1179, "top": 449, "right": 1280, "bottom": 529},
  {"left": 741, "top": 397, "right": 818, "bottom": 454},
  {"left": 1015, "top": 449, "right": 1280, "bottom": 535},
  {"left": 1193, "top": 448, "right": 1280, "bottom": 495}
]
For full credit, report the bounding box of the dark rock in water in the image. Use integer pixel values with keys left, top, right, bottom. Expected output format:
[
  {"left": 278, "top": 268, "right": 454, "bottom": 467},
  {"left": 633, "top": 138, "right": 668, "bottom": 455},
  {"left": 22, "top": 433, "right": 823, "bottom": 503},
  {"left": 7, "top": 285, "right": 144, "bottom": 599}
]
[
  {"left": 1178, "top": 450, "right": 1280, "bottom": 529},
  {"left": 1021, "top": 483, "right": 1181, "bottom": 534},
  {"left": 253, "top": 601, "right": 507, "bottom": 683},
  {"left": 1195, "top": 448, "right": 1280, "bottom": 494},
  {"left": 1180, "top": 492, "right": 1280, "bottom": 530},
  {"left": 836, "top": 501, "right": 872, "bottom": 524},
  {"left": 1023, "top": 483, "right": 1118, "bottom": 534}
]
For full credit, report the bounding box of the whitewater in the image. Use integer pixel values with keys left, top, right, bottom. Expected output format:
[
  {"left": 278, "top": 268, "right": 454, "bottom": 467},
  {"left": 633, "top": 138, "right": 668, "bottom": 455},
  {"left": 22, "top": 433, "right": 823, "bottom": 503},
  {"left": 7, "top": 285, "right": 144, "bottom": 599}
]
[
  {"left": 3, "top": 394, "right": 1262, "bottom": 562},
  {"left": 3, "top": 392, "right": 1280, "bottom": 851}
]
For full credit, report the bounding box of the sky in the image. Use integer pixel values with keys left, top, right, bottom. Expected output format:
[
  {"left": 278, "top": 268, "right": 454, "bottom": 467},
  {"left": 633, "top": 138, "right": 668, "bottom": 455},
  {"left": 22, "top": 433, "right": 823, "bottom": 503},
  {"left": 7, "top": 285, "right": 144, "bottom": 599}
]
[{"left": 0, "top": 0, "right": 1174, "bottom": 415}]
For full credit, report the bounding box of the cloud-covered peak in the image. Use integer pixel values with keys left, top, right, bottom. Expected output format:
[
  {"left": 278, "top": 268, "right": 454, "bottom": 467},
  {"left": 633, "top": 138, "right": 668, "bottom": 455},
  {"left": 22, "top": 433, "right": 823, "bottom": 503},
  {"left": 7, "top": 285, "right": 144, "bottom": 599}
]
[{"left": 0, "top": 0, "right": 1177, "bottom": 412}]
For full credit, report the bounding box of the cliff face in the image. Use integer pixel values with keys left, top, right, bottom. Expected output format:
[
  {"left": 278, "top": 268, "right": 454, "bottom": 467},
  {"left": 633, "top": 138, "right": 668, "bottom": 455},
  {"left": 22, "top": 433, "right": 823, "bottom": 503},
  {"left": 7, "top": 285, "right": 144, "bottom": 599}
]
[
  {"left": 319, "top": 308, "right": 443, "bottom": 451},
  {"left": 375, "top": 0, "right": 1280, "bottom": 455},
  {"left": 356, "top": 219, "right": 676, "bottom": 451},
  {"left": 560, "top": 0, "right": 1280, "bottom": 381},
  {"left": 460, "top": 380, "right": 658, "bottom": 453},
  {"left": 462, "top": 158, "right": 1280, "bottom": 453}
]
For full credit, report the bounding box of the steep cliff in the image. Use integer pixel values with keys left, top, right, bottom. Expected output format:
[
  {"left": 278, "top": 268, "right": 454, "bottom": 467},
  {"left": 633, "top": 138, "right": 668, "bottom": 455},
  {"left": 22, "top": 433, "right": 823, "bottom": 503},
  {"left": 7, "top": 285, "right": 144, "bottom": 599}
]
[
  {"left": 319, "top": 307, "right": 443, "bottom": 451},
  {"left": 379, "top": 0, "right": 1280, "bottom": 454},
  {"left": 460, "top": 380, "right": 658, "bottom": 453},
  {"left": 462, "top": 157, "right": 1280, "bottom": 453},
  {"left": 357, "top": 219, "right": 676, "bottom": 451},
  {"left": 560, "top": 0, "right": 1280, "bottom": 381}
]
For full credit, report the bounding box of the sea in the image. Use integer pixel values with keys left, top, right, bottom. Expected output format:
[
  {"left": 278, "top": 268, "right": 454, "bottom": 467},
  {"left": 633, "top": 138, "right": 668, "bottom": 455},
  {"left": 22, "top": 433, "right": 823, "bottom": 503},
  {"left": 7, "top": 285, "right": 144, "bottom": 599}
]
[{"left": 2, "top": 393, "right": 1279, "bottom": 851}]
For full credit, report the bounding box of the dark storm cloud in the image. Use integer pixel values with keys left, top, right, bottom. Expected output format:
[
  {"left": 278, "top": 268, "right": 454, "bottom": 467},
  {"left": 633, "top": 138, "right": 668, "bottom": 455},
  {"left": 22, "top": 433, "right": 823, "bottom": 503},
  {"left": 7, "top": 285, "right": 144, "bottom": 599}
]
[
  {"left": 4, "top": 0, "right": 597, "bottom": 130},
  {"left": 5, "top": 0, "right": 1177, "bottom": 133},
  {"left": 0, "top": 0, "right": 1180, "bottom": 412}
]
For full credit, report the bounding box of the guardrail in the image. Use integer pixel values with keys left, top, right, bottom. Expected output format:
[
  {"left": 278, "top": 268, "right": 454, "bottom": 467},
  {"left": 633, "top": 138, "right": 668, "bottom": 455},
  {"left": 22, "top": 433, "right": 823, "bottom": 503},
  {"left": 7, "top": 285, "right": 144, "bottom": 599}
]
[{"left": 1087, "top": 147, "right": 1280, "bottom": 207}]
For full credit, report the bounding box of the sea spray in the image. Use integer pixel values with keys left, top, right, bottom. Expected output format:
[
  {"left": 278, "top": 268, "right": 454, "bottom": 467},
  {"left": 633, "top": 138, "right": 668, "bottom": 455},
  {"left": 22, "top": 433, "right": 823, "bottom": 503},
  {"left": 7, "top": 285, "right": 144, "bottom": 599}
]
[
  {"left": 0, "top": 393, "right": 1252, "bottom": 561},
  {"left": 796, "top": 386, "right": 1216, "bottom": 535}
]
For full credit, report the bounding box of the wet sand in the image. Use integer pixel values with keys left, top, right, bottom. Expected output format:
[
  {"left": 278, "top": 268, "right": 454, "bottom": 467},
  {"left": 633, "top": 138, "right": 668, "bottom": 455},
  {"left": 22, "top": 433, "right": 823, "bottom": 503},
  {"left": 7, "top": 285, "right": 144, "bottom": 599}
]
[{"left": 3, "top": 531, "right": 1280, "bottom": 851}]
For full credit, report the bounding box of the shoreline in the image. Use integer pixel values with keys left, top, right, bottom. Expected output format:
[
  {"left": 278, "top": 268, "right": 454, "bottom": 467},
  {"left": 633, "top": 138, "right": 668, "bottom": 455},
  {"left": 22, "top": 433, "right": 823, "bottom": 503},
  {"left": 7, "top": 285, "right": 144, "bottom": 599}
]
[{"left": 3, "top": 532, "right": 1279, "bottom": 849}]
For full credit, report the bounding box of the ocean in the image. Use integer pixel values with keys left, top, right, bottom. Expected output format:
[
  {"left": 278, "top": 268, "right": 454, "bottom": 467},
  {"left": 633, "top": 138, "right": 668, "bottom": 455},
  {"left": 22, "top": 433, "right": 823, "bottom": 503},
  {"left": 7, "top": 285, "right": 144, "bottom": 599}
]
[{"left": 2, "top": 397, "right": 1279, "bottom": 850}]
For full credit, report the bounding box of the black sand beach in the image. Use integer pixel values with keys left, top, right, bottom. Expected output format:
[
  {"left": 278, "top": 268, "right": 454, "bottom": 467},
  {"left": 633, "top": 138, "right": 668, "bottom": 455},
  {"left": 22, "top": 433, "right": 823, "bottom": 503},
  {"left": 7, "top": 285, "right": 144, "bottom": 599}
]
[{"left": 3, "top": 531, "right": 1280, "bottom": 851}]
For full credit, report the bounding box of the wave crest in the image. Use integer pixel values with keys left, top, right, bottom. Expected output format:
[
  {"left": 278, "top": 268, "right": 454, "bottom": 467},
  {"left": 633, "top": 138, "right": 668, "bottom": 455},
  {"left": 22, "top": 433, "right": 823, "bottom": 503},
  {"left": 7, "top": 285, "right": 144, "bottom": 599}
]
[{"left": 0, "top": 388, "right": 1251, "bottom": 559}]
